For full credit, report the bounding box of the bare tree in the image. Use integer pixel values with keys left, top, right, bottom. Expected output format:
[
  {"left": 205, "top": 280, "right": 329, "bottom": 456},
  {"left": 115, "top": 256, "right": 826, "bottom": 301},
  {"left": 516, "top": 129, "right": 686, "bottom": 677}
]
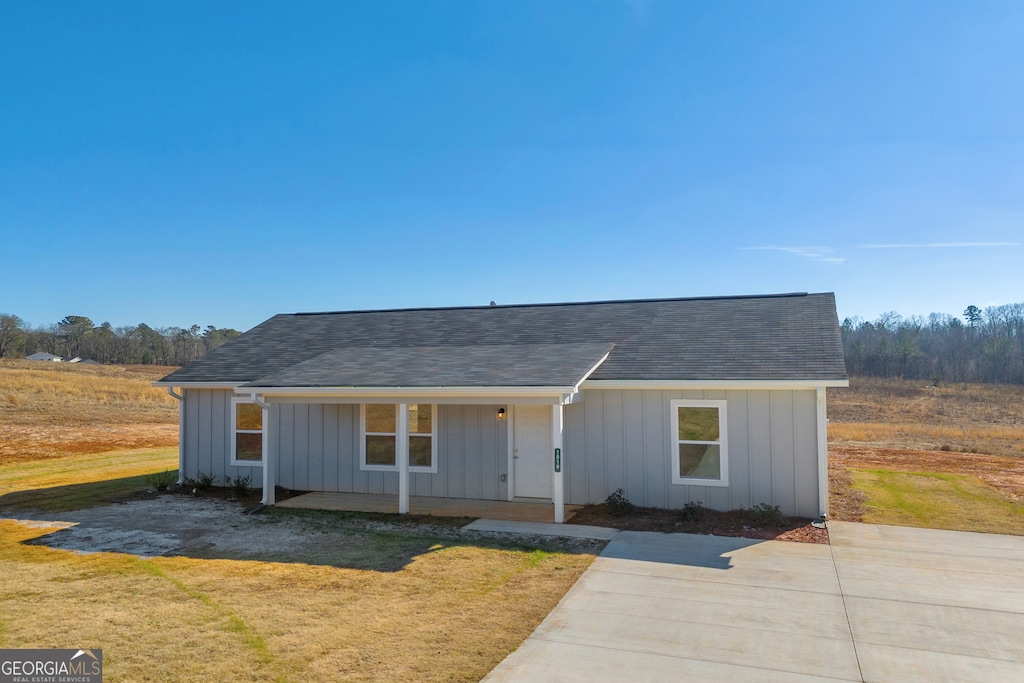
[{"left": 0, "top": 313, "right": 25, "bottom": 358}]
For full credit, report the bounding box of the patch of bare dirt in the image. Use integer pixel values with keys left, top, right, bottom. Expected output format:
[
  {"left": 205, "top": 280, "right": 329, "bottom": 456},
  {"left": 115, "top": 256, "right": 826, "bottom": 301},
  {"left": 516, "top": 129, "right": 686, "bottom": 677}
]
[
  {"left": 0, "top": 423, "right": 178, "bottom": 465},
  {"left": 831, "top": 444, "right": 1024, "bottom": 504},
  {"left": 828, "top": 457, "right": 868, "bottom": 522},
  {"left": 13, "top": 495, "right": 606, "bottom": 559},
  {"left": 568, "top": 504, "right": 828, "bottom": 544}
]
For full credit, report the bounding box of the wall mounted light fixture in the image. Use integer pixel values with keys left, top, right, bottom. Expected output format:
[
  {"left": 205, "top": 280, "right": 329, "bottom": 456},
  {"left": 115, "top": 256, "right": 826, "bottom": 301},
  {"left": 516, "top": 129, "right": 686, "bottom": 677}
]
[{"left": 497, "top": 408, "right": 506, "bottom": 419}]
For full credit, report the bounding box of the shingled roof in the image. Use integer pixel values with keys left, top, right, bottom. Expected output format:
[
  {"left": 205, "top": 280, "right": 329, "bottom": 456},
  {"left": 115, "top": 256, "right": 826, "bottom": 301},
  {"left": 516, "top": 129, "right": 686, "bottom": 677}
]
[{"left": 157, "top": 292, "right": 847, "bottom": 387}]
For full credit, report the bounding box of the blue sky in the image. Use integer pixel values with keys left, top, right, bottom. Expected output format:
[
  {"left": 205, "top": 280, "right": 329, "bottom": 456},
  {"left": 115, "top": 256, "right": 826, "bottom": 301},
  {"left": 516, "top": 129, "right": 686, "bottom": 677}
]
[{"left": 2, "top": 1, "right": 1022, "bottom": 331}]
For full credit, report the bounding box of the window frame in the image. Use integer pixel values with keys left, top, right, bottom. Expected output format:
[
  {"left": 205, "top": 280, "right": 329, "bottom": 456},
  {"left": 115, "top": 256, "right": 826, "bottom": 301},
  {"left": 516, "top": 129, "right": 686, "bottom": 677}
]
[
  {"left": 359, "top": 403, "right": 438, "bottom": 474},
  {"left": 669, "top": 398, "right": 728, "bottom": 487},
  {"left": 230, "top": 396, "right": 265, "bottom": 467}
]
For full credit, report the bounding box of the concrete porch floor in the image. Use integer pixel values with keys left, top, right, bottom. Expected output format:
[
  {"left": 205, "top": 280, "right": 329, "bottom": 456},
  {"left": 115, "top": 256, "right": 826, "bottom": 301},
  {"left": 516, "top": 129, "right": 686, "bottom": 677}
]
[{"left": 276, "top": 491, "right": 582, "bottom": 523}]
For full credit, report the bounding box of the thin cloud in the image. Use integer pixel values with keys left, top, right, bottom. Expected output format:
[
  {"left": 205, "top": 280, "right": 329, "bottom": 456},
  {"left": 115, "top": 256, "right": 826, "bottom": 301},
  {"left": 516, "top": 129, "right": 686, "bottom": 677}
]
[
  {"left": 621, "top": 0, "right": 653, "bottom": 25},
  {"left": 858, "top": 242, "right": 1020, "bottom": 249},
  {"left": 743, "top": 246, "right": 845, "bottom": 265}
]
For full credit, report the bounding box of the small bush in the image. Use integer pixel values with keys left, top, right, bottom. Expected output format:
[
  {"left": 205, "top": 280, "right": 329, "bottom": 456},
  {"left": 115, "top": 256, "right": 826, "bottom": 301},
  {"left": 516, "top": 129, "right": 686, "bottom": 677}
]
[
  {"left": 679, "top": 500, "right": 704, "bottom": 522},
  {"left": 604, "top": 489, "right": 635, "bottom": 516},
  {"left": 185, "top": 471, "right": 216, "bottom": 491},
  {"left": 225, "top": 474, "right": 252, "bottom": 496},
  {"left": 751, "top": 503, "right": 789, "bottom": 527},
  {"left": 940, "top": 444, "right": 952, "bottom": 452},
  {"left": 144, "top": 470, "right": 177, "bottom": 492}
]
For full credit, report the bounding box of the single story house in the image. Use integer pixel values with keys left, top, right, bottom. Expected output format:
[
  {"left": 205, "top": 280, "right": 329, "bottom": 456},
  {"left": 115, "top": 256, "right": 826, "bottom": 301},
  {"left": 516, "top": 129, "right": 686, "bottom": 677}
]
[
  {"left": 154, "top": 293, "right": 848, "bottom": 522},
  {"left": 26, "top": 352, "right": 64, "bottom": 361}
]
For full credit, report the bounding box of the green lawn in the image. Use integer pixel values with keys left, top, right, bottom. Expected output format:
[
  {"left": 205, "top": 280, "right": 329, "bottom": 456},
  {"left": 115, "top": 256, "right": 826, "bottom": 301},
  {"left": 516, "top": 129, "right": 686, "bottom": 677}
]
[
  {"left": 850, "top": 468, "right": 1024, "bottom": 535},
  {"left": 0, "top": 447, "right": 177, "bottom": 512}
]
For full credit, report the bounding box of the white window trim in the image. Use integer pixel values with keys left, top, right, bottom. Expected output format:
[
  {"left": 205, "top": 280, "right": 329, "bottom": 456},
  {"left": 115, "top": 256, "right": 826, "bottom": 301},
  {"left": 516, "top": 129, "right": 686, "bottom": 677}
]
[
  {"left": 670, "top": 398, "right": 728, "bottom": 487},
  {"left": 231, "top": 396, "right": 265, "bottom": 467},
  {"left": 359, "top": 403, "right": 438, "bottom": 474}
]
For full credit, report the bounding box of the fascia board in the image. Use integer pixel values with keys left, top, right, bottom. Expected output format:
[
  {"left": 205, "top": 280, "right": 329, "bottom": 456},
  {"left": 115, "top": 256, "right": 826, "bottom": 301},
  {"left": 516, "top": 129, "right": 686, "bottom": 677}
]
[
  {"left": 582, "top": 379, "right": 850, "bottom": 390},
  {"left": 240, "top": 385, "right": 577, "bottom": 398},
  {"left": 151, "top": 381, "right": 246, "bottom": 389}
]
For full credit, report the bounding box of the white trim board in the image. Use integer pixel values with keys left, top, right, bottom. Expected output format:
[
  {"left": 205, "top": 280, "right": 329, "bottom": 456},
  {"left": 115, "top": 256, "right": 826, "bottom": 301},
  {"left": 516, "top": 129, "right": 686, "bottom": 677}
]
[
  {"left": 152, "top": 381, "right": 245, "bottom": 389},
  {"left": 266, "top": 395, "right": 563, "bottom": 406},
  {"left": 583, "top": 379, "right": 849, "bottom": 390},
  {"left": 235, "top": 385, "right": 577, "bottom": 398}
]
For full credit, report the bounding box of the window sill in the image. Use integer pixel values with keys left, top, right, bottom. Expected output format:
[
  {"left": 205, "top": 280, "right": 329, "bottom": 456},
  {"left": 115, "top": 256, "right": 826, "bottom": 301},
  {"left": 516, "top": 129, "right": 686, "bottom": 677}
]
[{"left": 672, "top": 477, "right": 729, "bottom": 487}]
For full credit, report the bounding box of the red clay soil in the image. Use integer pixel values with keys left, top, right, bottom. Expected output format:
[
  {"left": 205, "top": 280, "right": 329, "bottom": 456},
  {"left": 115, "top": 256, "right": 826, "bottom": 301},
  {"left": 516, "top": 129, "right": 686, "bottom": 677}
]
[
  {"left": 0, "top": 423, "right": 179, "bottom": 465},
  {"left": 831, "top": 444, "right": 1024, "bottom": 505},
  {"left": 568, "top": 504, "right": 828, "bottom": 544}
]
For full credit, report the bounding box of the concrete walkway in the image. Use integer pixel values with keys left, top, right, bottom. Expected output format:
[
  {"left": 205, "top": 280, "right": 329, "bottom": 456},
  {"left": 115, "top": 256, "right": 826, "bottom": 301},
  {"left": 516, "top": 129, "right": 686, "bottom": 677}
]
[
  {"left": 484, "top": 522, "right": 1024, "bottom": 682},
  {"left": 463, "top": 519, "right": 620, "bottom": 540}
]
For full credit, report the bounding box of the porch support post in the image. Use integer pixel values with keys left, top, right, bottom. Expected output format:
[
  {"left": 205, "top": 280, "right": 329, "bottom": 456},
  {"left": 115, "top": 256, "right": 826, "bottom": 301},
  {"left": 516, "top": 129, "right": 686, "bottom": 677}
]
[
  {"left": 260, "top": 399, "right": 275, "bottom": 506},
  {"left": 816, "top": 387, "right": 828, "bottom": 519},
  {"left": 398, "top": 403, "right": 410, "bottom": 514},
  {"left": 552, "top": 403, "right": 565, "bottom": 524}
]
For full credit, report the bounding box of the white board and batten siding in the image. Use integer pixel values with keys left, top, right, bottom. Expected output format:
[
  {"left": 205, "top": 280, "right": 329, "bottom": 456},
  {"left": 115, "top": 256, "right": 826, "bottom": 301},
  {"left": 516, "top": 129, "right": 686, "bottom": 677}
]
[{"left": 562, "top": 388, "right": 823, "bottom": 518}]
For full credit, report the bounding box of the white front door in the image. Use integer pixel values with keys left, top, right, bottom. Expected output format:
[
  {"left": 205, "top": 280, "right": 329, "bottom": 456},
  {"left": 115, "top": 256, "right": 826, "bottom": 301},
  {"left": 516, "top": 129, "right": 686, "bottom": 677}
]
[{"left": 513, "top": 405, "right": 553, "bottom": 499}]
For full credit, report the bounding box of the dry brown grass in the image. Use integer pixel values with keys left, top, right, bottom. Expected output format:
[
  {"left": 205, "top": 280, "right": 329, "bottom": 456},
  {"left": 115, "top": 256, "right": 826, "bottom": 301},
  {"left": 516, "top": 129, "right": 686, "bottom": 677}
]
[
  {"left": 0, "top": 360, "right": 179, "bottom": 465},
  {"left": 0, "top": 359, "right": 178, "bottom": 425},
  {"left": 1, "top": 511, "right": 594, "bottom": 682},
  {"left": 829, "top": 422, "right": 1024, "bottom": 457},
  {"left": 828, "top": 377, "right": 1024, "bottom": 457}
]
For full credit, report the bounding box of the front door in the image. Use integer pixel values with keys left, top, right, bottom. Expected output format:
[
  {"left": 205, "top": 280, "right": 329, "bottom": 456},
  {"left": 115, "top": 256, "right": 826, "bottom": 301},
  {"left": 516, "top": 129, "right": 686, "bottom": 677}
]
[{"left": 513, "top": 405, "right": 553, "bottom": 499}]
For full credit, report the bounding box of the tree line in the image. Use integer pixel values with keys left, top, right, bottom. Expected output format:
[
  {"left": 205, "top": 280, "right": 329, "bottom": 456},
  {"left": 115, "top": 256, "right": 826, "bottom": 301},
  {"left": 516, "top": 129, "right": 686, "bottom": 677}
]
[
  {"left": 842, "top": 302, "right": 1024, "bottom": 385},
  {"left": 0, "top": 314, "right": 241, "bottom": 367},
  {"left": 3, "top": 302, "right": 1023, "bottom": 383}
]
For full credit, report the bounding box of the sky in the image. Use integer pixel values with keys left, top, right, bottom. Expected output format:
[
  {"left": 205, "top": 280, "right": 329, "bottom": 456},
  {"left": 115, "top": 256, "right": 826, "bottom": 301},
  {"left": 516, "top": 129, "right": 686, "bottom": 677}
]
[{"left": 2, "top": 1, "right": 1022, "bottom": 332}]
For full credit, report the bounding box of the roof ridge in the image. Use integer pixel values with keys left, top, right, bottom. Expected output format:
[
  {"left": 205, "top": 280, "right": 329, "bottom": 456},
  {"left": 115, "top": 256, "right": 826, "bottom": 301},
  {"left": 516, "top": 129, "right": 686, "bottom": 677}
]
[{"left": 290, "top": 292, "right": 814, "bottom": 317}]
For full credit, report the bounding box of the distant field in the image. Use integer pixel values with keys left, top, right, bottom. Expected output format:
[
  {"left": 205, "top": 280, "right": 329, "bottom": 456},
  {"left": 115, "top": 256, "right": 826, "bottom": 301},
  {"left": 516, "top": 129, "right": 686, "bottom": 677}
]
[
  {"left": 0, "top": 359, "right": 178, "bottom": 464},
  {"left": 828, "top": 377, "right": 1024, "bottom": 534},
  {"left": 828, "top": 376, "right": 1024, "bottom": 457}
]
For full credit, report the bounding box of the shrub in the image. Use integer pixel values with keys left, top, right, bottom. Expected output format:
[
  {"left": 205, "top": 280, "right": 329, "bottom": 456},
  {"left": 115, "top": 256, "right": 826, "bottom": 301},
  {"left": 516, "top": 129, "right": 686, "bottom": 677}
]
[
  {"left": 679, "top": 500, "right": 704, "bottom": 522},
  {"left": 225, "top": 474, "right": 252, "bottom": 496},
  {"left": 604, "top": 488, "right": 635, "bottom": 516},
  {"left": 751, "top": 503, "right": 789, "bottom": 527},
  {"left": 144, "top": 470, "right": 177, "bottom": 492},
  {"left": 184, "top": 471, "right": 216, "bottom": 491}
]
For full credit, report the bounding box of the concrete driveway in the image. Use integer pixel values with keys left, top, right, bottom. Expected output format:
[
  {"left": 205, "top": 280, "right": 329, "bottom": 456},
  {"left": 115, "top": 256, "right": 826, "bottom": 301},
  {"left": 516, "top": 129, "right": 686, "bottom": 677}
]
[{"left": 484, "top": 522, "right": 1024, "bottom": 682}]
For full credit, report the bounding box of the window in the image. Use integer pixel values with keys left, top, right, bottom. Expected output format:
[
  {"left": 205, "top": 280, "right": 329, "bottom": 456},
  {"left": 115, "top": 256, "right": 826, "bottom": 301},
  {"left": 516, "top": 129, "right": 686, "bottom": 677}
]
[
  {"left": 231, "top": 397, "right": 264, "bottom": 466},
  {"left": 670, "top": 399, "right": 727, "bottom": 486},
  {"left": 360, "top": 403, "right": 437, "bottom": 473}
]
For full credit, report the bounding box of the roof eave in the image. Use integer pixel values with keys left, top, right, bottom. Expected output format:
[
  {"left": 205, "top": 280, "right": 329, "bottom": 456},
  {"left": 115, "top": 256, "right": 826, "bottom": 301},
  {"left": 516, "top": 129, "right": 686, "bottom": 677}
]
[
  {"left": 152, "top": 381, "right": 247, "bottom": 389},
  {"left": 582, "top": 378, "right": 850, "bottom": 389},
  {"left": 234, "top": 385, "right": 579, "bottom": 398}
]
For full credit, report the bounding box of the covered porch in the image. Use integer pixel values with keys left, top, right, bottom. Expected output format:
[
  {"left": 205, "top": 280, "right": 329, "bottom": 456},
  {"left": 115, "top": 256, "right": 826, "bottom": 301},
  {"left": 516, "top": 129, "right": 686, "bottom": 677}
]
[
  {"left": 276, "top": 491, "right": 584, "bottom": 523},
  {"left": 239, "top": 341, "right": 614, "bottom": 524}
]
